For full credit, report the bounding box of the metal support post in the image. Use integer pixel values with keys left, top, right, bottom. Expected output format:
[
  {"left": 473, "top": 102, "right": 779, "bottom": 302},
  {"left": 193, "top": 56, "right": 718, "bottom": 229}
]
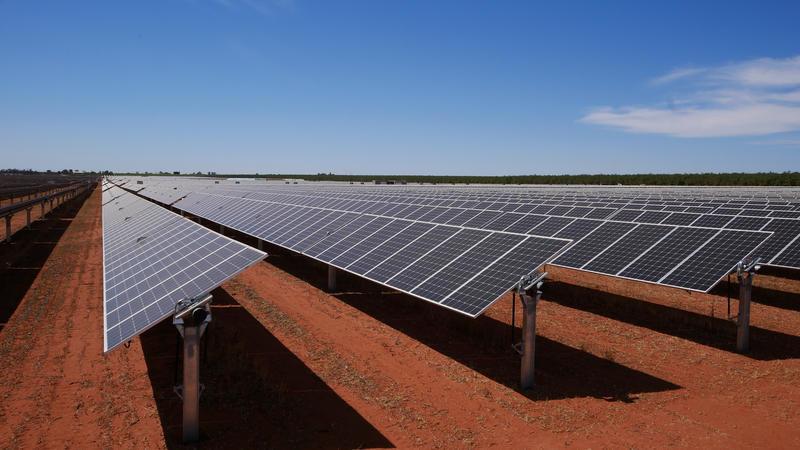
[
  {"left": 736, "top": 258, "right": 760, "bottom": 353},
  {"left": 219, "top": 224, "right": 225, "bottom": 234},
  {"left": 4, "top": 215, "right": 11, "bottom": 243},
  {"left": 257, "top": 239, "right": 263, "bottom": 251},
  {"left": 173, "top": 294, "right": 212, "bottom": 444},
  {"left": 41, "top": 202, "right": 45, "bottom": 216},
  {"left": 26, "top": 208, "right": 32, "bottom": 229},
  {"left": 327, "top": 265, "right": 337, "bottom": 292},
  {"left": 514, "top": 272, "right": 547, "bottom": 390}
]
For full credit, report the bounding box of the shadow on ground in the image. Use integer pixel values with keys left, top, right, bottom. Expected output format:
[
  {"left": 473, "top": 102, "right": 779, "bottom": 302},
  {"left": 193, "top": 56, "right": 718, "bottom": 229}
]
[
  {"left": 0, "top": 190, "right": 92, "bottom": 331},
  {"left": 545, "top": 281, "right": 800, "bottom": 361},
  {"left": 710, "top": 266, "right": 800, "bottom": 312},
  {"left": 139, "top": 287, "right": 392, "bottom": 450},
  {"left": 256, "top": 245, "right": 680, "bottom": 403}
]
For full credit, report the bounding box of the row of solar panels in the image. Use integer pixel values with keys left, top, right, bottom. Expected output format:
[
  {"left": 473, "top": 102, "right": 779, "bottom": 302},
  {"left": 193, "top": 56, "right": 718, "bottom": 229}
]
[
  {"left": 128, "top": 181, "right": 800, "bottom": 222},
  {"left": 170, "top": 190, "right": 776, "bottom": 292},
  {"left": 125, "top": 179, "right": 800, "bottom": 214},
  {"left": 114, "top": 177, "right": 770, "bottom": 299},
  {"left": 150, "top": 183, "right": 799, "bottom": 270},
  {"left": 170, "top": 191, "right": 571, "bottom": 316},
  {"left": 102, "top": 183, "right": 266, "bottom": 351},
  {"left": 100, "top": 177, "right": 795, "bottom": 356},
  {"left": 121, "top": 179, "right": 800, "bottom": 266},
  {"left": 243, "top": 189, "right": 800, "bottom": 213},
  {"left": 117, "top": 175, "right": 800, "bottom": 202}
]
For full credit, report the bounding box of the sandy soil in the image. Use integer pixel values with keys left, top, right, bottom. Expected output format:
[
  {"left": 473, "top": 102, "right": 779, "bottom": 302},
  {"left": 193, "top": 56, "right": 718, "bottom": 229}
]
[
  {"left": 0, "top": 188, "right": 165, "bottom": 448},
  {"left": 1, "top": 194, "right": 800, "bottom": 448}
]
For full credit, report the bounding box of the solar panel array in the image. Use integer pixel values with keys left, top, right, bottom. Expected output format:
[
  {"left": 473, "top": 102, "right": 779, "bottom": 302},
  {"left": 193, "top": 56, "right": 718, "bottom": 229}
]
[
  {"left": 103, "top": 178, "right": 792, "bottom": 320},
  {"left": 151, "top": 179, "right": 794, "bottom": 272},
  {"left": 102, "top": 182, "right": 266, "bottom": 352}
]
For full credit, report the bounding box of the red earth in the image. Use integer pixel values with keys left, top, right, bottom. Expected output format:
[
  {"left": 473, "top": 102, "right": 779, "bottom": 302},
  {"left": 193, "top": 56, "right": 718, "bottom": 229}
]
[{"left": 1, "top": 187, "right": 800, "bottom": 448}]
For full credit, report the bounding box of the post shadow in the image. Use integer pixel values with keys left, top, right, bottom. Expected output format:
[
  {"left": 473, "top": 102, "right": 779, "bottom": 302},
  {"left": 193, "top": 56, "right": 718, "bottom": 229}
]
[
  {"left": 138, "top": 287, "right": 393, "bottom": 450},
  {"left": 0, "top": 189, "right": 92, "bottom": 331}
]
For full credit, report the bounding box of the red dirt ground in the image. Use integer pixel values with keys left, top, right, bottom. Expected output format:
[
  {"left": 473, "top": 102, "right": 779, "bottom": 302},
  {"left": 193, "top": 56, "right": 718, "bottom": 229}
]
[{"left": 2, "top": 188, "right": 800, "bottom": 448}]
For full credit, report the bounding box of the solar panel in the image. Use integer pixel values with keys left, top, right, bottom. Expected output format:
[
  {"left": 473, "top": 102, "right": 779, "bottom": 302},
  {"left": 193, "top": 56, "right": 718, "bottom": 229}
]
[
  {"left": 609, "top": 209, "right": 644, "bottom": 222},
  {"left": 757, "top": 219, "right": 800, "bottom": 264},
  {"left": 661, "top": 230, "right": 770, "bottom": 290},
  {"left": 552, "top": 222, "right": 637, "bottom": 268},
  {"left": 583, "top": 224, "right": 674, "bottom": 275},
  {"left": 691, "top": 214, "right": 734, "bottom": 228},
  {"left": 102, "top": 187, "right": 265, "bottom": 352},
  {"left": 504, "top": 214, "right": 548, "bottom": 233},
  {"left": 347, "top": 222, "right": 433, "bottom": 275},
  {"left": 771, "top": 233, "right": 800, "bottom": 268},
  {"left": 389, "top": 228, "right": 491, "bottom": 291},
  {"left": 366, "top": 225, "right": 461, "bottom": 283},
  {"left": 411, "top": 233, "right": 525, "bottom": 302},
  {"left": 553, "top": 218, "right": 604, "bottom": 240},
  {"left": 618, "top": 227, "right": 718, "bottom": 282},
  {"left": 662, "top": 212, "right": 701, "bottom": 226},
  {"left": 529, "top": 216, "right": 574, "bottom": 236},
  {"left": 725, "top": 216, "right": 771, "bottom": 231},
  {"left": 635, "top": 210, "right": 671, "bottom": 224},
  {"left": 441, "top": 237, "right": 571, "bottom": 315}
]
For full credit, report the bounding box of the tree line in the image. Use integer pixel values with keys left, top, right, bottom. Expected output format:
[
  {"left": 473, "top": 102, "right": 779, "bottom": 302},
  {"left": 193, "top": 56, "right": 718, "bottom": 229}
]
[{"left": 185, "top": 172, "right": 800, "bottom": 186}]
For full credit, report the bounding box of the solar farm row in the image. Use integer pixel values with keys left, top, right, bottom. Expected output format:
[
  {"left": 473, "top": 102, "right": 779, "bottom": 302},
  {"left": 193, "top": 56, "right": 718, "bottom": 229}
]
[
  {"left": 142, "top": 180, "right": 799, "bottom": 271},
  {"left": 124, "top": 179, "right": 800, "bottom": 212},
  {"left": 102, "top": 182, "right": 265, "bottom": 351},
  {"left": 109, "top": 178, "right": 786, "bottom": 320}
]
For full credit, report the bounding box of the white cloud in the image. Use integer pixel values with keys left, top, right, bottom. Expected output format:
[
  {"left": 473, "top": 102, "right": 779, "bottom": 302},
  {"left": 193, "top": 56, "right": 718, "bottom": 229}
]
[
  {"left": 717, "top": 56, "right": 800, "bottom": 86},
  {"left": 582, "top": 55, "right": 800, "bottom": 138}
]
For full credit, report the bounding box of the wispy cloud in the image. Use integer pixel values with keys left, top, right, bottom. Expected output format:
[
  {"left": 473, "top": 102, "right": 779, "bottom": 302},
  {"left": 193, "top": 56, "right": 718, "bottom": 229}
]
[
  {"left": 582, "top": 55, "right": 800, "bottom": 138},
  {"left": 750, "top": 138, "right": 800, "bottom": 146},
  {"left": 650, "top": 67, "right": 707, "bottom": 85},
  {"left": 211, "top": 0, "right": 294, "bottom": 17}
]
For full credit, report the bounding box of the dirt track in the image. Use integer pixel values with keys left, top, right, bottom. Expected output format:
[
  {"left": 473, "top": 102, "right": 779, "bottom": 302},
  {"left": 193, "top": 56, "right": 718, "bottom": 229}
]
[{"left": 1, "top": 188, "right": 800, "bottom": 448}]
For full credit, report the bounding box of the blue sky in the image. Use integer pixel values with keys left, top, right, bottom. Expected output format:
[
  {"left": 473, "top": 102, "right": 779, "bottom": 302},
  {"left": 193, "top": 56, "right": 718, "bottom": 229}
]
[{"left": 1, "top": 0, "right": 798, "bottom": 175}]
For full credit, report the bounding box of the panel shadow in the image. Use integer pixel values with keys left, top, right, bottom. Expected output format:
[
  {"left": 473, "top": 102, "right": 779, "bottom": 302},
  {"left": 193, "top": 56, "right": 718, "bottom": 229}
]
[
  {"left": 545, "top": 281, "right": 800, "bottom": 361},
  {"left": 0, "top": 189, "right": 92, "bottom": 331},
  {"left": 260, "top": 248, "right": 680, "bottom": 403},
  {"left": 139, "top": 287, "right": 393, "bottom": 450},
  {"left": 710, "top": 274, "right": 800, "bottom": 312}
]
